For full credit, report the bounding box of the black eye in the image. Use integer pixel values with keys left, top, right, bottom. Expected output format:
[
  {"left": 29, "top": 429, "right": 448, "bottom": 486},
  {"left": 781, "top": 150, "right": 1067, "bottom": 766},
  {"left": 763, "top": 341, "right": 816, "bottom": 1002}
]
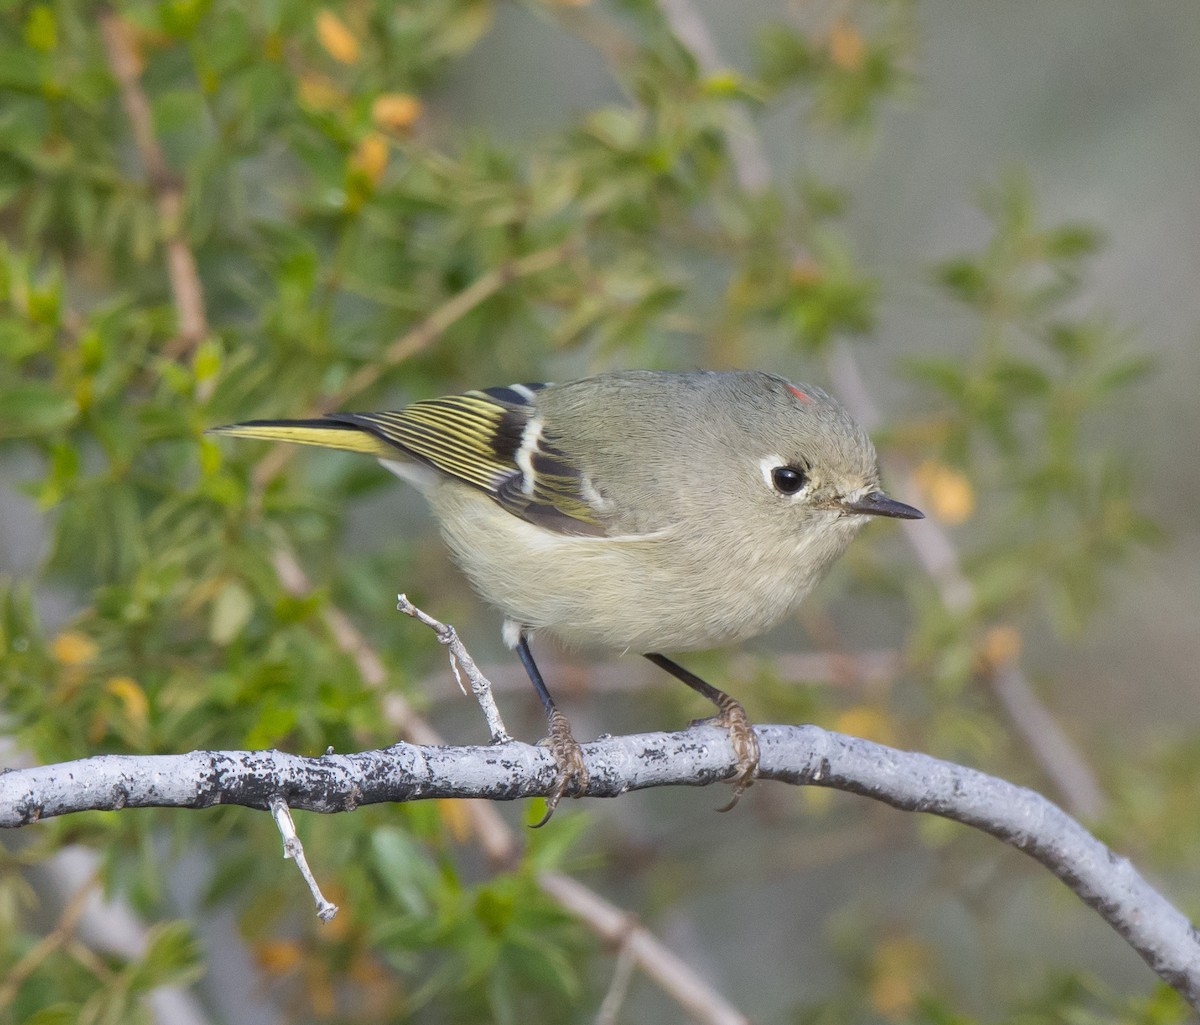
[{"left": 771, "top": 466, "right": 806, "bottom": 495}]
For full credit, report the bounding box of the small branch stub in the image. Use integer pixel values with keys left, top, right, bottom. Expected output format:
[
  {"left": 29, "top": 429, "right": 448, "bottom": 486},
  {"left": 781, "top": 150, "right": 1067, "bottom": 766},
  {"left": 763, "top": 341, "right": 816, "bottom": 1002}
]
[
  {"left": 270, "top": 797, "right": 338, "bottom": 922},
  {"left": 397, "top": 594, "right": 513, "bottom": 745}
]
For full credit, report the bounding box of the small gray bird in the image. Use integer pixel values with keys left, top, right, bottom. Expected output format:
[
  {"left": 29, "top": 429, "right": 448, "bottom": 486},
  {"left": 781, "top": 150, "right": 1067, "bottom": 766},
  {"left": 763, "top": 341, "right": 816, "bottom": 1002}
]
[{"left": 210, "top": 369, "right": 922, "bottom": 822}]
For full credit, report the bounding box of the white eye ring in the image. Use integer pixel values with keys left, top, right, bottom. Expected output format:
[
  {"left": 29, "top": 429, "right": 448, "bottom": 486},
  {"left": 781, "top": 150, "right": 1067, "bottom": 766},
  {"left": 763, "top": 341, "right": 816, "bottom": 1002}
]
[{"left": 759, "top": 455, "right": 808, "bottom": 497}]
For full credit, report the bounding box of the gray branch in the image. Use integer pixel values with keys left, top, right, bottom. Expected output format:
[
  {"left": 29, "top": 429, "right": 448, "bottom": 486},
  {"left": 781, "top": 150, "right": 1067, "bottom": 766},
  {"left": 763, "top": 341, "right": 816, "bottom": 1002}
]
[{"left": 1, "top": 726, "right": 1197, "bottom": 1004}]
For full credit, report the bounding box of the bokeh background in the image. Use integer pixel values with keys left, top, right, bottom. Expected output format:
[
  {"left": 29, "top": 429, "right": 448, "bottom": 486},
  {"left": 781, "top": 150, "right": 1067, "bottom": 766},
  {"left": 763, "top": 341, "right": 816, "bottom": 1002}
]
[{"left": 1, "top": 1, "right": 1198, "bottom": 1022}]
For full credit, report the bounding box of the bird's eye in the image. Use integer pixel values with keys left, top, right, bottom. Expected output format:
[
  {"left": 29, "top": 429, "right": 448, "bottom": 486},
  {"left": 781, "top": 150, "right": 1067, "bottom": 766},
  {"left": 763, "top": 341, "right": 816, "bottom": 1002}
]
[{"left": 771, "top": 466, "right": 806, "bottom": 495}]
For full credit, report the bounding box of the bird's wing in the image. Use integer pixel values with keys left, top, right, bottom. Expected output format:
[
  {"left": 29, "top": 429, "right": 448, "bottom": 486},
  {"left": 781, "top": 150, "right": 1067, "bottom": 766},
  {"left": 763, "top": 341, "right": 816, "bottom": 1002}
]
[{"left": 327, "top": 385, "right": 610, "bottom": 537}]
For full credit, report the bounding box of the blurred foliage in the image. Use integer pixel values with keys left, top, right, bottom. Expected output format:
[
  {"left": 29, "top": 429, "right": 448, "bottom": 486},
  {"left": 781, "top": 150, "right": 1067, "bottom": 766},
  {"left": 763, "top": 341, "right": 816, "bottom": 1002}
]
[{"left": 0, "top": 0, "right": 1184, "bottom": 1023}]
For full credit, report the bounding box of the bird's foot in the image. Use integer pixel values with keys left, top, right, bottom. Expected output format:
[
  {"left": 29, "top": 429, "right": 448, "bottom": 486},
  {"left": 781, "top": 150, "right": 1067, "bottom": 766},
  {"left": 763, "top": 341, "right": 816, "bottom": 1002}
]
[
  {"left": 693, "top": 692, "right": 760, "bottom": 812},
  {"left": 532, "top": 706, "right": 588, "bottom": 828}
]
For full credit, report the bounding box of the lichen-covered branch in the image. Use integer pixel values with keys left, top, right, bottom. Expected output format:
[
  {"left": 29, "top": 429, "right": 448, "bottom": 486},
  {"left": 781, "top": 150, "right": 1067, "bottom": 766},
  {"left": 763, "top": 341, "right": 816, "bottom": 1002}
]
[{"left": 2, "top": 725, "right": 1197, "bottom": 1005}]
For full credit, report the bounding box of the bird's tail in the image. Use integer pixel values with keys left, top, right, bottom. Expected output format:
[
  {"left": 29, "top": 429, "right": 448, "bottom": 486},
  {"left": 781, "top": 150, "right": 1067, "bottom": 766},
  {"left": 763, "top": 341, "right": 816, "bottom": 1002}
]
[{"left": 205, "top": 418, "right": 397, "bottom": 459}]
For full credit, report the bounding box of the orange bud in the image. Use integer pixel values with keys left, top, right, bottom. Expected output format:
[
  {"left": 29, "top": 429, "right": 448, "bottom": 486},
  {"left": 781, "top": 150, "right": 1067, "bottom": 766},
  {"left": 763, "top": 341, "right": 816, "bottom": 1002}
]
[
  {"left": 979, "top": 625, "right": 1022, "bottom": 670},
  {"left": 297, "top": 73, "right": 344, "bottom": 112},
  {"left": 52, "top": 630, "right": 98, "bottom": 666},
  {"left": 869, "top": 935, "right": 928, "bottom": 1017},
  {"left": 790, "top": 259, "right": 823, "bottom": 286},
  {"left": 316, "top": 9, "right": 359, "bottom": 65},
  {"left": 351, "top": 132, "right": 389, "bottom": 186},
  {"left": 256, "top": 939, "right": 304, "bottom": 974},
  {"left": 913, "top": 460, "right": 974, "bottom": 525},
  {"left": 833, "top": 705, "right": 894, "bottom": 746},
  {"left": 106, "top": 675, "right": 149, "bottom": 726},
  {"left": 371, "top": 93, "right": 422, "bottom": 132},
  {"left": 436, "top": 798, "right": 473, "bottom": 843},
  {"left": 829, "top": 17, "right": 865, "bottom": 72}
]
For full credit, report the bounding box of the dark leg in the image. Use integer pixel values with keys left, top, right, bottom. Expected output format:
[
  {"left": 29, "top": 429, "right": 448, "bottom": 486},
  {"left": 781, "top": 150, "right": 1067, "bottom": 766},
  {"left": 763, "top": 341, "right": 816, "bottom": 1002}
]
[
  {"left": 517, "top": 634, "right": 588, "bottom": 826},
  {"left": 644, "top": 653, "right": 760, "bottom": 810}
]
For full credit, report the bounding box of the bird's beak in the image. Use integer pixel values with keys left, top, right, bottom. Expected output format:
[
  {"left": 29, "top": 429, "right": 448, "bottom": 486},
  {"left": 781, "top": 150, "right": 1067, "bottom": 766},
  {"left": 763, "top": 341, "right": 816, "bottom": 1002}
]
[{"left": 841, "top": 490, "right": 924, "bottom": 520}]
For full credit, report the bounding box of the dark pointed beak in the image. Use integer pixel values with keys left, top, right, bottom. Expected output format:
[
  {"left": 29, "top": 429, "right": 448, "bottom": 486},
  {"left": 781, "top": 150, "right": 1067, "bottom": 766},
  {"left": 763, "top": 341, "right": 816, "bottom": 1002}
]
[{"left": 842, "top": 490, "right": 924, "bottom": 520}]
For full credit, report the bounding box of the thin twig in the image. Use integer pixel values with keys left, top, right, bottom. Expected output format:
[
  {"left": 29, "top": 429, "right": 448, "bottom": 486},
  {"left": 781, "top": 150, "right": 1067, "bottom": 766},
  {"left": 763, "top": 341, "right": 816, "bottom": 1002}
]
[
  {"left": 270, "top": 797, "right": 338, "bottom": 922},
  {"left": 594, "top": 912, "right": 642, "bottom": 1025},
  {"left": 0, "top": 871, "right": 97, "bottom": 1010},
  {"left": 98, "top": 10, "right": 208, "bottom": 358},
  {"left": 397, "top": 594, "right": 513, "bottom": 744},
  {"left": 542, "top": 871, "right": 749, "bottom": 1025},
  {"left": 331, "top": 240, "right": 578, "bottom": 408},
  {"left": 656, "top": 0, "right": 771, "bottom": 192}
]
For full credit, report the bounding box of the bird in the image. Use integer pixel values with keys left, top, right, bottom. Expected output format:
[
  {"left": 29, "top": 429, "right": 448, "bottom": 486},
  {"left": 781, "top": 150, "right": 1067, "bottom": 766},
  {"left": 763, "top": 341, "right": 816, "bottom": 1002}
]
[{"left": 209, "top": 369, "right": 922, "bottom": 823}]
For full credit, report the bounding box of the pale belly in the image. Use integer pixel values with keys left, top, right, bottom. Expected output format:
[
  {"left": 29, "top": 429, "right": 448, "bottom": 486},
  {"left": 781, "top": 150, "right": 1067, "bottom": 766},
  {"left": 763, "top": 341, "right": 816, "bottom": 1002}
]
[{"left": 428, "top": 483, "right": 861, "bottom": 653}]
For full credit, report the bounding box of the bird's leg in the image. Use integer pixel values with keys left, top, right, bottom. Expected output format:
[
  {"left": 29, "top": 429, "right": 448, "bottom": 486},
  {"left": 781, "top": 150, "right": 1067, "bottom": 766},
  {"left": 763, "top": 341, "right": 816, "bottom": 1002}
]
[
  {"left": 516, "top": 634, "right": 588, "bottom": 826},
  {"left": 643, "top": 653, "right": 759, "bottom": 811}
]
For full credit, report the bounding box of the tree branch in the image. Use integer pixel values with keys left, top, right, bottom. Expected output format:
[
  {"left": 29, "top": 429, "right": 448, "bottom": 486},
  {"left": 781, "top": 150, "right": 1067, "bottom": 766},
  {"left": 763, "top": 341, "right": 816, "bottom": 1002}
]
[
  {"left": 2, "top": 726, "right": 1196, "bottom": 1004},
  {"left": 99, "top": 10, "right": 208, "bottom": 358}
]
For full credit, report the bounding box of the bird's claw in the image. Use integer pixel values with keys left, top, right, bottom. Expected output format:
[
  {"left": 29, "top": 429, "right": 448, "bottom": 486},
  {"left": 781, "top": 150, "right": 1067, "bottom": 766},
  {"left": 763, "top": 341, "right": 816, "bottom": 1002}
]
[
  {"left": 696, "top": 693, "right": 760, "bottom": 812},
  {"left": 532, "top": 706, "right": 588, "bottom": 828}
]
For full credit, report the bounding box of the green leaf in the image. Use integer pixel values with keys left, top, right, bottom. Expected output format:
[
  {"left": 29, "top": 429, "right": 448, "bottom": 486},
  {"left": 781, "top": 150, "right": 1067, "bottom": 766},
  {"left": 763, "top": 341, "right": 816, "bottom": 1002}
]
[
  {"left": 991, "top": 358, "right": 1051, "bottom": 397},
  {"left": 934, "top": 258, "right": 989, "bottom": 306},
  {"left": 209, "top": 580, "right": 254, "bottom": 646},
  {"left": 24, "top": 1005, "right": 83, "bottom": 1025},
  {"left": 23, "top": 4, "right": 57, "bottom": 52},
  {"left": 127, "top": 922, "right": 204, "bottom": 991},
  {"left": 370, "top": 826, "right": 437, "bottom": 917},
  {"left": 0, "top": 383, "right": 78, "bottom": 438}
]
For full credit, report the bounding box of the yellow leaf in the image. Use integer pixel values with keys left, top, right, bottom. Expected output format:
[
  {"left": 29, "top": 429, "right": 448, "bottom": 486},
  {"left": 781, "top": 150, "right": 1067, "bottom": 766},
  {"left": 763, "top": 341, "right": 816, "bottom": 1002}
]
[
  {"left": 913, "top": 460, "right": 974, "bottom": 524},
  {"left": 315, "top": 9, "right": 359, "bottom": 65},
  {"left": 52, "top": 630, "right": 97, "bottom": 666},
  {"left": 833, "top": 705, "right": 894, "bottom": 746},
  {"left": 702, "top": 70, "right": 741, "bottom": 96},
  {"left": 256, "top": 939, "right": 304, "bottom": 974},
  {"left": 978, "top": 625, "right": 1022, "bottom": 670},
  {"left": 436, "top": 799, "right": 473, "bottom": 843},
  {"left": 790, "top": 258, "right": 823, "bottom": 286},
  {"left": 297, "top": 73, "right": 344, "bottom": 112},
  {"left": 371, "top": 92, "right": 422, "bottom": 132},
  {"left": 106, "top": 675, "right": 149, "bottom": 727},
  {"left": 828, "top": 17, "right": 865, "bottom": 72},
  {"left": 305, "top": 971, "right": 337, "bottom": 1017},
  {"left": 350, "top": 133, "right": 389, "bottom": 186},
  {"left": 869, "top": 935, "right": 929, "bottom": 1018},
  {"left": 24, "top": 5, "right": 57, "bottom": 52}
]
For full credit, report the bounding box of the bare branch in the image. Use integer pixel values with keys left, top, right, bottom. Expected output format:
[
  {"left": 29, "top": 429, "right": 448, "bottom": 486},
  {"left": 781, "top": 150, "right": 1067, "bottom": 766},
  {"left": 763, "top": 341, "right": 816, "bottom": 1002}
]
[
  {"left": 543, "top": 872, "right": 748, "bottom": 1025},
  {"left": 2, "top": 726, "right": 1196, "bottom": 1004},
  {"left": 270, "top": 797, "right": 338, "bottom": 922},
  {"left": 98, "top": 10, "right": 208, "bottom": 358},
  {"left": 0, "top": 866, "right": 96, "bottom": 1011},
  {"left": 656, "top": 0, "right": 772, "bottom": 193},
  {"left": 594, "top": 920, "right": 639, "bottom": 1025},
  {"left": 397, "top": 593, "right": 513, "bottom": 744}
]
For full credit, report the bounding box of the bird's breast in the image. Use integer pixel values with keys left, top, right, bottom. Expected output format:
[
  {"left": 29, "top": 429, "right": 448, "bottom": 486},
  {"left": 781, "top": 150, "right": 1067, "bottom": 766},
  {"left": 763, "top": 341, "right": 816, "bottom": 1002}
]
[{"left": 428, "top": 484, "right": 863, "bottom": 654}]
